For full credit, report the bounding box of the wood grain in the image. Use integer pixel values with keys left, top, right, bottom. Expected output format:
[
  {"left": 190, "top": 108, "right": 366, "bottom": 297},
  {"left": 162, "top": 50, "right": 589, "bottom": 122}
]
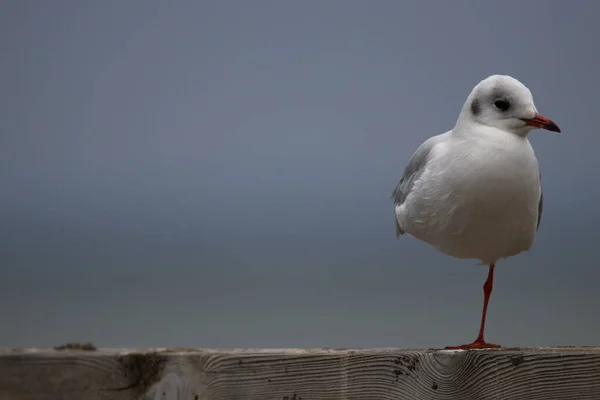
[{"left": 1, "top": 347, "right": 600, "bottom": 400}]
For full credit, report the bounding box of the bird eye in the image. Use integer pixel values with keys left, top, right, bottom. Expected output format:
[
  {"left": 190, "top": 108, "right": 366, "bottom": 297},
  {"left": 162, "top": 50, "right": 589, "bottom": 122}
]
[{"left": 494, "top": 100, "right": 510, "bottom": 111}]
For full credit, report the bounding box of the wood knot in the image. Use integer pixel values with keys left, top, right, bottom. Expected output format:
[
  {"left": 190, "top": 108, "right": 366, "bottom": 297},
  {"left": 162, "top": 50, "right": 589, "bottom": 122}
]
[
  {"left": 511, "top": 355, "right": 525, "bottom": 366},
  {"left": 393, "top": 354, "right": 419, "bottom": 377},
  {"left": 113, "top": 353, "right": 167, "bottom": 393}
]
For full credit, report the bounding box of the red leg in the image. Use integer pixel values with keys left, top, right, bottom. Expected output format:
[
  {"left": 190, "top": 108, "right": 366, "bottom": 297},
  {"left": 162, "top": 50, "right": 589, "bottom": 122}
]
[{"left": 445, "top": 263, "right": 501, "bottom": 350}]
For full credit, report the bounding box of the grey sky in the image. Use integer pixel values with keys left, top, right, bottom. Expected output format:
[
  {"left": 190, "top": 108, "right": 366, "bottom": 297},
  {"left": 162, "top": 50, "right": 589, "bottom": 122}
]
[{"left": 1, "top": 0, "right": 599, "bottom": 349}]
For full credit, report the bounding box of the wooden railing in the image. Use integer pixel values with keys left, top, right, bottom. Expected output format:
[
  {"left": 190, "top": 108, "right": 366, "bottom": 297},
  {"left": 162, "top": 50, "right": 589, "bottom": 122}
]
[{"left": 2, "top": 347, "right": 600, "bottom": 399}]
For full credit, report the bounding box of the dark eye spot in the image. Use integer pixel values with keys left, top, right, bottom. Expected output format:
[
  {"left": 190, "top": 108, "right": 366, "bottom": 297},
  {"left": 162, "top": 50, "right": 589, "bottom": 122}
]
[
  {"left": 470, "top": 99, "right": 481, "bottom": 116},
  {"left": 494, "top": 100, "right": 510, "bottom": 111}
]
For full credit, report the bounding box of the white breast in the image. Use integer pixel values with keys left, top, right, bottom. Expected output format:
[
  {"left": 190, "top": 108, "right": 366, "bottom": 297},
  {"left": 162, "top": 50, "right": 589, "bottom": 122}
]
[{"left": 397, "top": 130, "right": 541, "bottom": 264}]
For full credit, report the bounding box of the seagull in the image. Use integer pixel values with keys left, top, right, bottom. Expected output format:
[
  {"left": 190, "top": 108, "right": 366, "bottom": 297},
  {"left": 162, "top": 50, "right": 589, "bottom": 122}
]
[{"left": 392, "top": 75, "right": 560, "bottom": 349}]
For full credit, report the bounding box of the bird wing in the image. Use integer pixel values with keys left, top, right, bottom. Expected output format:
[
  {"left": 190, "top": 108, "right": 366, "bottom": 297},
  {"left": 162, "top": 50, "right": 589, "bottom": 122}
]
[
  {"left": 537, "top": 171, "right": 543, "bottom": 230},
  {"left": 391, "top": 133, "right": 447, "bottom": 237}
]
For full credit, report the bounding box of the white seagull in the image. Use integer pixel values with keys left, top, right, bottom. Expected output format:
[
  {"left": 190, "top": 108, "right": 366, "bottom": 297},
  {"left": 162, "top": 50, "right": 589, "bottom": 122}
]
[{"left": 392, "top": 75, "right": 560, "bottom": 349}]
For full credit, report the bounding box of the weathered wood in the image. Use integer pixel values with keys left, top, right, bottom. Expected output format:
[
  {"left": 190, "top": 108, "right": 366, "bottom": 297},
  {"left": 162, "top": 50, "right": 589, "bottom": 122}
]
[{"left": 2, "top": 347, "right": 600, "bottom": 400}]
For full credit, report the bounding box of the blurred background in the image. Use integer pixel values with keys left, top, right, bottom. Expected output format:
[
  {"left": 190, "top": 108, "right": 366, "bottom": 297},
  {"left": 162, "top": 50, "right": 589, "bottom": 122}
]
[{"left": 1, "top": 0, "right": 598, "bottom": 349}]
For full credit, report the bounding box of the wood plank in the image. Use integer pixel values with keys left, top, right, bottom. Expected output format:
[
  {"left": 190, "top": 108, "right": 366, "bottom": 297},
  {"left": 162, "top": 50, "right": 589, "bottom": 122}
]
[{"left": 1, "top": 347, "right": 600, "bottom": 399}]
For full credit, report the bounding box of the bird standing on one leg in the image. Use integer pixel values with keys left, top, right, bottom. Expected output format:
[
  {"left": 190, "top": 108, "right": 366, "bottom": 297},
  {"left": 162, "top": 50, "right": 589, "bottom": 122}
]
[{"left": 392, "top": 75, "right": 560, "bottom": 349}]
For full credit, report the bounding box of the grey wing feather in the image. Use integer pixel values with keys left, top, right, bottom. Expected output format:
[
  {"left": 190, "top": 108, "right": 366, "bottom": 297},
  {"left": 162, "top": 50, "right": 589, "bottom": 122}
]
[
  {"left": 537, "top": 171, "right": 543, "bottom": 230},
  {"left": 391, "top": 137, "right": 438, "bottom": 237}
]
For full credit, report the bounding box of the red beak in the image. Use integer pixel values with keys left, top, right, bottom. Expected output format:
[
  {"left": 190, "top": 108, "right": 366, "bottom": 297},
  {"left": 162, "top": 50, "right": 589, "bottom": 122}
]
[{"left": 520, "top": 113, "right": 561, "bottom": 133}]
